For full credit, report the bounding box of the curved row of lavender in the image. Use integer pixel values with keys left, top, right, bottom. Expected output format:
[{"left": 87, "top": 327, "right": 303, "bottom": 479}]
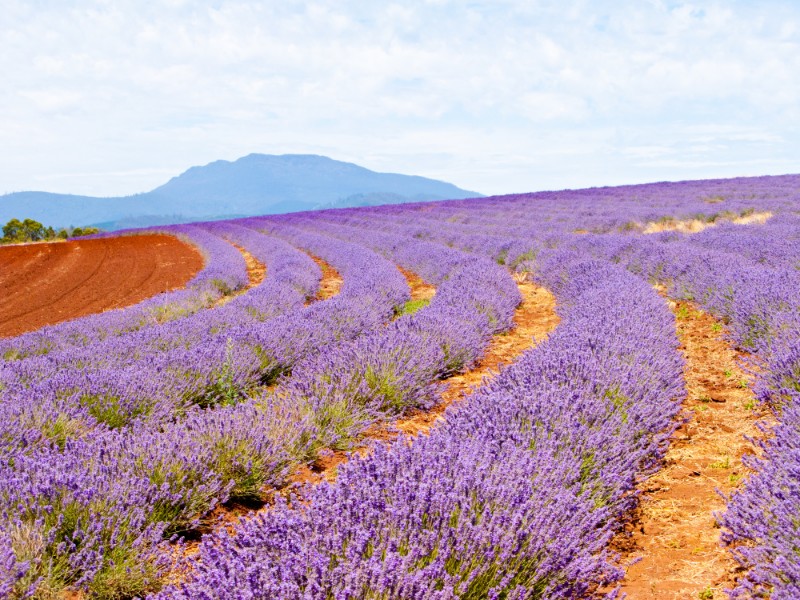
[
  {"left": 0, "top": 225, "right": 249, "bottom": 360},
  {"left": 0, "top": 211, "right": 525, "bottom": 596},
  {"left": 153, "top": 249, "right": 684, "bottom": 599},
  {"left": 324, "top": 184, "right": 800, "bottom": 597},
  {"left": 244, "top": 216, "right": 521, "bottom": 452},
  {"left": 0, "top": 227, "right": 416, "bottom": 596},
  {"left": 0, "top": 224, "right": 326, "bottom": 453}
]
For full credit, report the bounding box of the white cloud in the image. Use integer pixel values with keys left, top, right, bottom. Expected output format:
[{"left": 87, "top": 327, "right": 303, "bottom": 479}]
[{"left": 1, "top": 0, "right": 799, "bottom": 197}]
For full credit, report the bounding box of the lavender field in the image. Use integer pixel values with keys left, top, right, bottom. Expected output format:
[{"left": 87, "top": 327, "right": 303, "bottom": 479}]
[{"left": 2, "top": 174, "right": 800, "bottom": 599}]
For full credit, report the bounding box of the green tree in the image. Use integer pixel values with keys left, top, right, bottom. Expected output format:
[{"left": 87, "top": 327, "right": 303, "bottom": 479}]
[
  {"left": 2, "top": 218, "right": 23, "bottom": 242},
  {"left": 21, "top": 218, "right": 45, "bottom": 241},
  {"left": 69, "top": 226, "right": 100, "bottom": 238}
]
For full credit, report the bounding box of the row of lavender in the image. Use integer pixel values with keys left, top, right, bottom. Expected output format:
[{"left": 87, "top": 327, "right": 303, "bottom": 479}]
[
  {"left": 154, "top": 247, "right": 685, "bottom": 598},
  {"left": 0, "top": 223, "right": 411, "bottom": 596},
  {"left": 1, "top": 215, "right": 524, "bottom": 596},
  {"left": 0, "top": 222, "right": 410, "bottom": 447},
  {"left": 326, "top": 184, "right": 800, "bottom": 597}
]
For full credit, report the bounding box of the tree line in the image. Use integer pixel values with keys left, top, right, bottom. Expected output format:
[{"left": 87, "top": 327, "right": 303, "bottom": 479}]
[{"left": 1, "top": 218, "right": 102, "bottom": 244}]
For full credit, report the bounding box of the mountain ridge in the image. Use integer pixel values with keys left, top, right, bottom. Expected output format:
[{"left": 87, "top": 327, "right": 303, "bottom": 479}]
[{"left": 0, "top": 154, "right": 482, "bottom": 230}]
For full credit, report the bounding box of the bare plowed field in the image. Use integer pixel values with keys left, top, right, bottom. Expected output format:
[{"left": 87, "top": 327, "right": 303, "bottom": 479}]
[{"left": 0, "top": 235, "right": 203, "bottom": 337}]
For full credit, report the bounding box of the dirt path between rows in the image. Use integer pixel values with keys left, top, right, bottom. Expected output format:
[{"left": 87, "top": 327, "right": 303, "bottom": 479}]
[
  {"left": 239, "top": 245, "right": 267, "bottom": 288},
  {"left": 398, "top": 266, "right": 436, "bottom": 303},
  {"left": 0, "top": 235, "right": 203, "bottom": 338},
  {"left": 610, "top": 299, "right": 769, "bottom": 599},
  {"left": 212, "top": 243, "right": 266, "bottom": 307},
  {"left": 309, "top": 254, "right": 343, "bottom": 302}
]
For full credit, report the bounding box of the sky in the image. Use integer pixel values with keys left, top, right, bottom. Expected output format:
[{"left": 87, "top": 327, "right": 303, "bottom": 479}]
[{"left": 2, "top": 0, "right": 800, "bottom": 198}]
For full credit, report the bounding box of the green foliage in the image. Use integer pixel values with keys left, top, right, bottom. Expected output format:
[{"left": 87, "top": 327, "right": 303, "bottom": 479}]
[
  {"left": 510, "top": 249, "right": 537, "bottom": 268},
  {"left": 310, "top": 397, "right": 368, "bottom": 453},
  {"left": 39, "top": 414, "right": 85, "bottom": 449},
  {"left": 363, "top": 365, "right": 406, "bottom": 412},
  {"left": 215, "top": 338, "right": 240, "bottom": 406},
  {"left": 741, "top": 314, "right": 771, "bottom": 349},
  {"left": 2, "top": 218, "right": 45, "bottom": 243},
  {"left": 3, "top": 348, "right": 22, "bottom": 361},
  {"left": 1, "top": 217, "right": 102, "bottom": 244},
  {"left": 8, "top": 497, "right": 165, "bottom": 599},
  {"left": 710, "top": 456, "right": 731, "bottom": 469},
  {"left": 603, "top": 385, "right": 629, "bottom": 424},
  {"left": 194, "top": 339, "right": 245, "bottom": 407},
  {"left": 202, "top": 437, "right": 270, "bottom": 502},
  {"left": 211, "top": 278, "right": 234, "bottom": 295},
  {"left": 579, "top": 451, "right": 597, "bottom": 483},
  {"left": 70, "top": 226, "right": 101, "bottom": 238},
  {"left": 394, "top": 298, "right": 430, "bottom": 317},
  {"left": 149, "top": 303, "right": 193, "bottom": 324},
  {"left": 656, "top": 215, "right": 676, "bottom": 226},
  {"left": 254, "top": 349, "right": 290, "bottom": 386},
  {"left": 79, "top": 393, "right": 146, "bottom": 429},
  {"left": 138, "top": 459, "right": 219, "bottom": 533}
]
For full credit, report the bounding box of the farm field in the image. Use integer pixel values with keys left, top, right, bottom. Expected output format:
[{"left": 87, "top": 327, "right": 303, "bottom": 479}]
[
  {"left": 0, "top": 235, "right": 203, "bottom": 338},
  {"left": 1, "top": 175, "right": 800, "bottom": 599}
]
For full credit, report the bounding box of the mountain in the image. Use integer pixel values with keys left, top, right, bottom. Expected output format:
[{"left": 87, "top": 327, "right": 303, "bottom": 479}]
[{"left": 0, "top": 154, "right": 482, "bottom": 230}]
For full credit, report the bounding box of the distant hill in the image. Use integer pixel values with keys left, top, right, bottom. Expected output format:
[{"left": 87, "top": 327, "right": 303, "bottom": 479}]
[{"left": 0, "top": 154, "right": 482, "bottom": 230}]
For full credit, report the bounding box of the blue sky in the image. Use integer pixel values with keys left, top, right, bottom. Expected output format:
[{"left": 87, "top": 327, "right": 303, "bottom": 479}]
[{"left": 2, "top": 0, "right": 799, "bottom": 197}]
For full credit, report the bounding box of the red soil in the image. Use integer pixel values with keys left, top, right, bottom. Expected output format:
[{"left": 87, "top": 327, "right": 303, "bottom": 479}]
[
  {"left": 609, "top": 298, "right": 770, "bottom": 599},
  {"left": 309, "top": 254, "right": 343, "bottom": 302},
  {"left": 238, "top": 244, "right": 267, "bottom": 289},
  {"left": 0, "top": 235, "right": 203, "bottom": 338},
  {"left": 398, "top": 266, "right": 436, "bottom": 302}
]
